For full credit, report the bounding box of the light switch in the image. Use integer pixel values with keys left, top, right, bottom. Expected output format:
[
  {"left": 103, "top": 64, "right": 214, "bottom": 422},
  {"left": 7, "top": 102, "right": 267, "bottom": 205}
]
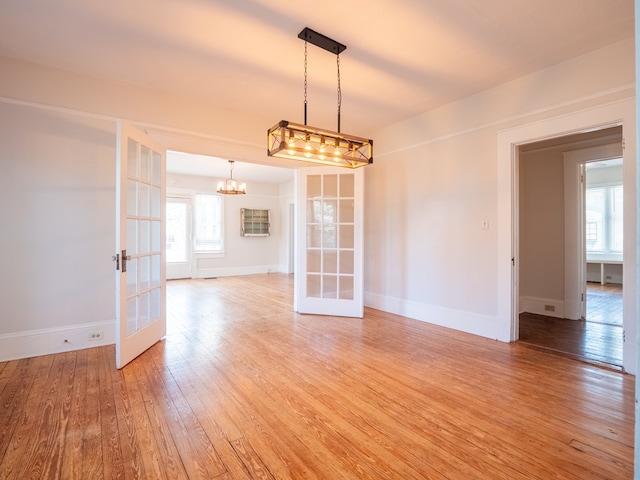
[{"left": 481, "top": 219, "right": 489, "bottom": 230}]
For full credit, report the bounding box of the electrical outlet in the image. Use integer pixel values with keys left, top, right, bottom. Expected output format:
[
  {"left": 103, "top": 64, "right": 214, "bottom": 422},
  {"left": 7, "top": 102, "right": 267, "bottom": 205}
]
[
  {"left": 89, "top": 331, "right": 103, "bottom": 341},
  {"left": 544, "top": 305, "right": 555, "bottom": 312}
]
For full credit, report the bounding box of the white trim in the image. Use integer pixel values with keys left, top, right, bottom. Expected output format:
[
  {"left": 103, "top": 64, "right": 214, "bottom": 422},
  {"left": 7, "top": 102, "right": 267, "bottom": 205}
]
[
  {"left": 193, "top": 264, "right": 281, "bottom": 278},
  {"left": 519, "top": 296, "right": 565, "bottom": 319},
  {"left": 0, "top": 321, "right": 116, "bottom": 362},
  {"left": 365, "top": 293, "right": 500, "bottom": 340}
]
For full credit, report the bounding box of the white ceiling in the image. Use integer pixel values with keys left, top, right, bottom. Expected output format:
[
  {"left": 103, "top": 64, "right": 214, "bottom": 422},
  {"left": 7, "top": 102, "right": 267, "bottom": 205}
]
[
  {"left": 0, "top": 0, "right": 633, "bottom": 183},
  {"left": 167, "top": 150, "right": 294, "bottom": 183}
]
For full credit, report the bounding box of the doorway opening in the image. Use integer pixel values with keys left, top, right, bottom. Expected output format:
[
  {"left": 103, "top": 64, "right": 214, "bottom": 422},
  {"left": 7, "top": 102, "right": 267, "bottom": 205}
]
[{"left": 517, "top": 126, "right": 624, "bottom": 368}]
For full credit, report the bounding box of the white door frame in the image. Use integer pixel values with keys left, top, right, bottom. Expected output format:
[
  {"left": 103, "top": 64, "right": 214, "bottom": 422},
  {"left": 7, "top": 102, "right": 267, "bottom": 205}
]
[{"left": 497, "top": 98, "right": 636, "bottom": 374}]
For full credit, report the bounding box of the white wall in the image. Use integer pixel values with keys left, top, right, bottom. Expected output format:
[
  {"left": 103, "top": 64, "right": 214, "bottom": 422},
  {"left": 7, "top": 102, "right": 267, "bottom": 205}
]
[
  {"left": 278, "top": 181, "right": 295, "bottom": 274},
  {"left": 0, "top": 102, "right": 117, "bottom": 359},
  {"left": 519, "top": 147, "right": 566, "bottom": 316},
  {"left": 364, "top": 38, "right": 636, "bottom": 356}
]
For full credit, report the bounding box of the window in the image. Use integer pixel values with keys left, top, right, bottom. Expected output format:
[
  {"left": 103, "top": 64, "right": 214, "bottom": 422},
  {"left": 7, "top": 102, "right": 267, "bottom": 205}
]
[
  {"left": 194, "top": 194, "right": 223, "bottom": 252},
  {"left": 586, "top": 183, "right": 623, "bottom": 255}
]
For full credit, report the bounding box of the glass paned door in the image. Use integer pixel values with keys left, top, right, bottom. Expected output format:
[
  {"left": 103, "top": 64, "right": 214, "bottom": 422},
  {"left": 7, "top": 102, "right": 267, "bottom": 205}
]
[
  {"left": 166, "top": 197, "right": 192, "bottom": 280},
  {"left": 116, "top": 121, "right": 166, "bottom": 369},
  {"left": 295, "top": 167, "right": 363, "bottom": 317}
]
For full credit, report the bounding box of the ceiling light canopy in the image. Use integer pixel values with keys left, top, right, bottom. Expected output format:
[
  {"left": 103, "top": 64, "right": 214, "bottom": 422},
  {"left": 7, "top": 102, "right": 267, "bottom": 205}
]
[
  {"left": 267, "top": 27, "right": 373, "bottom": 169},
  {"left": 217, "top": 160, "right": 246, "bottom": 195}
]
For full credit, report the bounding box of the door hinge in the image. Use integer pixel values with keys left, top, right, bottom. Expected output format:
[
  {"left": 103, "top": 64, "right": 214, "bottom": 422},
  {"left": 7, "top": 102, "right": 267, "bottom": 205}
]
[{"left": 112, "top": 253, "right": 120, "bottom": 271}]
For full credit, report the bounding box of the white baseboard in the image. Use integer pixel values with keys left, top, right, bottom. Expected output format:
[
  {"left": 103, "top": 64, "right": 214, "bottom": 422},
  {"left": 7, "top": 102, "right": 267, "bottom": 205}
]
[
  {"left": 195, "top": 264, "right": 281, "bottom": 278},
  {"left": 364, "top": 292, "right": 507, "bottom": 341},
  {"left": 0, "top": 320, "right": 115, "bottom": 362},
  {"left": 519, "top": 296, "right": 565, "bottom": 318}
]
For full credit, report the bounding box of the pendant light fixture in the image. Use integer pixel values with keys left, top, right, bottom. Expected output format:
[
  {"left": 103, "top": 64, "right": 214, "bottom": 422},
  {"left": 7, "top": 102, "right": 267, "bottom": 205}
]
[
  {"left": 217, "top": 160, "right": 246, "bottom": 195},
  {"left": 267, "top": 27, "right": 373, "bottom": 168}
]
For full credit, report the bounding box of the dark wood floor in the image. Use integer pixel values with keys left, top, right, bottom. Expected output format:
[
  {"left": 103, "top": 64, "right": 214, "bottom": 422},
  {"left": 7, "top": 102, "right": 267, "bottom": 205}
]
[
  {"left": 519, "top": 283, "right": 623, "bottom": 369},
  {"left": 0, "top": 275, "right": 634, "bottom": 479}
]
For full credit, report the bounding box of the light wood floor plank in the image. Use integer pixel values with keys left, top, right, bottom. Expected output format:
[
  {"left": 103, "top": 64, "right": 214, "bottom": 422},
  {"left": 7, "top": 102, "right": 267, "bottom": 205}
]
[
  {"left": 81, "top": 347, "right": 105, "bottom": 479},
  {"left": 60, "top": 349, "right": 88, "bottom": 480}
]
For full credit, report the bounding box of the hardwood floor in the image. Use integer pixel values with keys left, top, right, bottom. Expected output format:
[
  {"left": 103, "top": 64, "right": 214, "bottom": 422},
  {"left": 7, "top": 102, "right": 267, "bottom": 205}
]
[
  {"left": 0, "top": 274, "right": 634, "bottom": 479},
  {"left": 586, "top": 283, "right": 623, "bottom": 326},
  {"left": 519, "top": 283, "right": 624, "bottom": 369}
]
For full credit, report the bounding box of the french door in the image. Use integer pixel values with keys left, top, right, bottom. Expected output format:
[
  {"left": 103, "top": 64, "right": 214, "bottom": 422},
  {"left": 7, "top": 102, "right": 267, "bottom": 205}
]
[
  {"left": 115, "top": 121, "right": 166, "bottom": 369},
  {"left": 294, "top": 167, "right": 364, "bottom": 317}
]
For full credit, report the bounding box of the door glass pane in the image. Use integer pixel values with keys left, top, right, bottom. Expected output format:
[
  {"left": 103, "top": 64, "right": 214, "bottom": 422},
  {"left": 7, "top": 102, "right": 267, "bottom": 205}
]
[
  {"left": 340, "top": 199, "right": 354, "bottom": 223},
  {"left": 139, "top": 255, "right": 150, "bottom": 291},
  {"left": 324, "top": 175, "right": 337, "bottom": 197},
  {"left": 167, "top": 203, "right": 187, "bottom": 262},
  {"left": 340, "top": 174, "right": 354, "bottom": 197},
  {"left": 323, "top": 275, "right": 337, "bottom": 299},
  {"left": 308, "top": 175, "right": 321, "bottom": 198},
  {"left": 139, "top": 292, "right": 150, "bottom": 328},
  {"left": 150, "top": 288, "right": 161, "bottom": 320},
  {"left": 323, "top": 250, "right": 337, "bottom": 273},
  {"left": 323, "top": 225, "right": 337, "bottom": 248},
  {"left": 307, "top": 250, "right": 321, "bottom": 273},
  {"left": 139, "top": 220, "right": 150, "bottom": 254},
  {"left": 151, "top": 187, "right": 161, "bottom": 218},
  {"left": 139, "top": 183, "right": 150, "bottom": 217},
  {"left": 339, "top": 225, "right": 354, "bottom": 249},
  {"left": 127, "top": 139, "right": 138, "bottom": 178},
  {"left": 152, "top": 152, "right": 162, "bottom": 185},
  {"left": 126, "top": 259, "right": 138, "bottom": 296},
  {"left": 339, "top": 276, "right": 354, "bottom": 300},
  {"left": 340, "top": 250, "right": 354, "bottom": 274},
  {"left": 127, "top": 219, "right": 138, "bottom": 255},
  {"left": 127, "top": 297, "right": 138, "bottom": 335},
  {"left": 140, "top": 146, "right": 150, "bottom": 181},
  {"left": 151, "top": 254, "right": 161, "bottom": 286},
  {"left": 323, "top": 200, "right": 337, "bottom": 222},
  {"left": 307, "top": 274, "right": 321, "bottom": 298},
  {"left": 307, "top": 199, "right": 322, "bottom": 223},
  {"left": 127, "top": 179, "right": 138, "bottom": 216},
  {"left": 151, "top": 221, "right": 161, "bottom": 252},
  {"left": 307, "top": 225, "right": 322, "bottom": 248}
]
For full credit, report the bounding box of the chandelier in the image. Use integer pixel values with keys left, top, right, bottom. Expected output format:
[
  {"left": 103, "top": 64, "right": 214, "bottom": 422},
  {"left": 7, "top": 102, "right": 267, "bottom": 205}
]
[
  {"left": 217, "top": 160, "right": 246, "bottom": 195},
  {"left": 267, "top": 27, "right": 373, "bottom": 168}
]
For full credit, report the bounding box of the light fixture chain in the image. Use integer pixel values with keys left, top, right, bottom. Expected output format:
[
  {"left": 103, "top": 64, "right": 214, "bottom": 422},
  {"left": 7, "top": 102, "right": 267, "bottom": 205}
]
[
  {"left": 304, "top": 40, "right": 308, "bottom": 125},
  {"left": 337, "top": 54, "right": 342, "bottom": 132}
]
